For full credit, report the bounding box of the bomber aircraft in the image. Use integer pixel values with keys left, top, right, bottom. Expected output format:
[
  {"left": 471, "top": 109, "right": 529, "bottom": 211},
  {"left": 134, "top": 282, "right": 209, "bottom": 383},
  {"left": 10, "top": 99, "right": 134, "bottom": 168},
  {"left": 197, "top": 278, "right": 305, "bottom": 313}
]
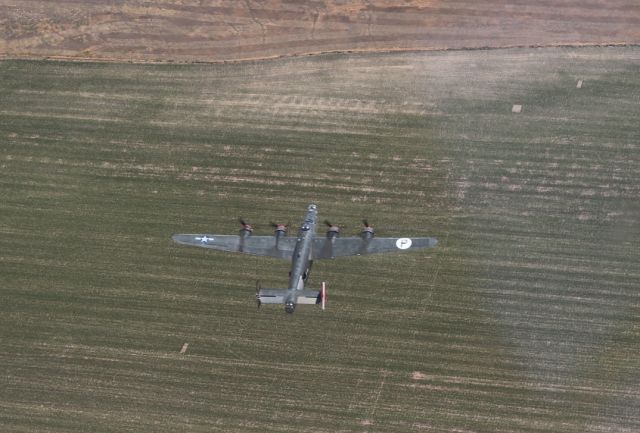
[{"left": 172, "top": 204, "right": 437, "bottom": 313}]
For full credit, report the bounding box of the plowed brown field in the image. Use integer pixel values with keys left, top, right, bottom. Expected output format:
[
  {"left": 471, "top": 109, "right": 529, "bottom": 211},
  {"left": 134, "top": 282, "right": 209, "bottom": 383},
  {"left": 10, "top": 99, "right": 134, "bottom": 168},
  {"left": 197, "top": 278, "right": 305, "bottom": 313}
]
[{"left": 2, "top": 0, "right": 640, "bottom": 62}]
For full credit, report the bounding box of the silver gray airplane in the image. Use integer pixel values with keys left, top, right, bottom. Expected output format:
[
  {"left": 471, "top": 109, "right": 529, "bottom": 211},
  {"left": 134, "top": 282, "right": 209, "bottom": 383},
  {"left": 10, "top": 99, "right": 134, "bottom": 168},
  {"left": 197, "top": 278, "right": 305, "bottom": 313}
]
[{"left": 172, "top": 204, "right": 437, "bottom": 313}]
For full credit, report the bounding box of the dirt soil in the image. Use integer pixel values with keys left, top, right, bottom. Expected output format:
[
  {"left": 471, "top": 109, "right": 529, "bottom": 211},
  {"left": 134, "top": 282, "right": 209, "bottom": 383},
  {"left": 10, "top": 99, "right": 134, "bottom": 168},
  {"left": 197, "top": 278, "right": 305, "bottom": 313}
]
[{"left": 1, "top": 0, "right": 639, "bottom": 62}]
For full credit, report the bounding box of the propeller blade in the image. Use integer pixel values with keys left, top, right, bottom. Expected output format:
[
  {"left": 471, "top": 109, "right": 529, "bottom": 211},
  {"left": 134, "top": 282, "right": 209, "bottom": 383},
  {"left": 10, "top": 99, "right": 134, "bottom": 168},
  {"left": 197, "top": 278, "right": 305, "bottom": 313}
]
[
  {"left": 238, "top": 218, "right": 253, "bottom": 231},
  {"left": 325, "top": 220, "right": 347, "bottom": 229},
  {"left": 271, "top": 221, "right": 288, "bottom": 233},
  {"left": 360, "top": 219, "right": 374, "bottom": 238}
]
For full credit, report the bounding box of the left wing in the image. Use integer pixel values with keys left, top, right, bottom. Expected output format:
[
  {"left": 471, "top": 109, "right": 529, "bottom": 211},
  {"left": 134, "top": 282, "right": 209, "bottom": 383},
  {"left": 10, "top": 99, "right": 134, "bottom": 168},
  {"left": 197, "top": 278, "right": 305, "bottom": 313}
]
[
  {"left": 313, "top": 236, "right": 437, "bottom": 259},
  {"left": 172, "top": 234, "right": 297, "bottom": 260}
]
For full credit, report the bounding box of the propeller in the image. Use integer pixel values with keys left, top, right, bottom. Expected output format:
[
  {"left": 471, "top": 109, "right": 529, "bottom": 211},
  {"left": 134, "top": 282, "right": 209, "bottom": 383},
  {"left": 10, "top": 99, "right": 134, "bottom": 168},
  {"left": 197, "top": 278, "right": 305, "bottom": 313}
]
[
  {"left": 325, "top": 220, "right": 346, "bottom": 229},
  {"left": 238, "top": 218, "right": 253, "bottom": 242},
  {"left": 270, "top": 221, "right": 288, "bottom": 241},
  {"left": 360, "top": 218, "right": 374, "bottom": 239},
  {"left": 325, "top": 220, "right": 340, "bottom": 238},
  {"left": 238, "top": 218, "right": 253, "bottom": 231},
  {"left": 270, "top": 221, "right": 289, "bottom": 231}
]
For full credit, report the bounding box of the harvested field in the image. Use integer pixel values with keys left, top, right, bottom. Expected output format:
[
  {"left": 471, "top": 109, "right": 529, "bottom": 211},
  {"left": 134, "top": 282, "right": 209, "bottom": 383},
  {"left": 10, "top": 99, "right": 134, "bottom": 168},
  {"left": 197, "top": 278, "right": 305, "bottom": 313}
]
[
  {"left": 1, "top": 47, "right": 640, "bottom": 432},
  {"left": 2, "top": 0, "right": 640, "bottom": 62}
]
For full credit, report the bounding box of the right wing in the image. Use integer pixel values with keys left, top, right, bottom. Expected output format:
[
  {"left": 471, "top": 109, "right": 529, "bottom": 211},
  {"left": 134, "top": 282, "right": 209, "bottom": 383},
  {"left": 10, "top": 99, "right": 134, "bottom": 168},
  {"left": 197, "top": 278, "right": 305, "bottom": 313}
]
[
  {"left": 313, "top": 236, "right": 437, "bottom": 259},
  {"left": 172, "top": 234, "right": 297, "bottom": 260}
]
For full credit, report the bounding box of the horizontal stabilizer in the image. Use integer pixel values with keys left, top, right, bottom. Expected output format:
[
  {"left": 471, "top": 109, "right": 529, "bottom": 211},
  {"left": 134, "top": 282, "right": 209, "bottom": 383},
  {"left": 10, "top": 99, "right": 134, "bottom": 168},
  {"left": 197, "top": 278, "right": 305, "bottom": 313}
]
[
  {"left": 296, "top": 290, "right": 322, "bottom": 305},
  {"left": 257, "top": 289, "right": 287, "bottom": 304},
  {"left": 257, "top": 289, "right": 321, "bottom": 305}
]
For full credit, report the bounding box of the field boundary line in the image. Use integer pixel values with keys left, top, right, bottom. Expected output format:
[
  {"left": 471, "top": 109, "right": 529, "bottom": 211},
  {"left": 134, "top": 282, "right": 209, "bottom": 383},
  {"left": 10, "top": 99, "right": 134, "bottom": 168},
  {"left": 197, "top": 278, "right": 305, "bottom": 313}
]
[{"left": 2, "top": 42, "right": 639, "bottom": 66}]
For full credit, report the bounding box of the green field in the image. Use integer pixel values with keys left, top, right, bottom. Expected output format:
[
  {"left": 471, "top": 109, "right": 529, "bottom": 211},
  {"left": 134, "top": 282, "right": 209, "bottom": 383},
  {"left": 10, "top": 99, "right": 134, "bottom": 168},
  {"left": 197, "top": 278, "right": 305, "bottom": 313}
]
[{"left": 1, "top": 47, "right": 639, "bottom": 432}]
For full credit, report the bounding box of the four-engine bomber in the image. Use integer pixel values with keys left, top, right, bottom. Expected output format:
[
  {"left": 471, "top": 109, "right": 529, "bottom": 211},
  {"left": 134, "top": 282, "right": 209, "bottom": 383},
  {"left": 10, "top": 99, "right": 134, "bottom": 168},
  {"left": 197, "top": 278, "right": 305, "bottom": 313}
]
[{"left": 172, "top": 204, "right": 438, "bottom": 313}]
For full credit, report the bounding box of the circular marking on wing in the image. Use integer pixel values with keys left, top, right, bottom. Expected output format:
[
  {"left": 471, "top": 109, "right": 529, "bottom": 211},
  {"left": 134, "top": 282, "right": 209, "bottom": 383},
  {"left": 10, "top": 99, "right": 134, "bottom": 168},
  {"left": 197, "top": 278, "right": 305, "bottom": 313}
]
[{"left": 396, "top": 238, "right": 412, "bottom": 249}]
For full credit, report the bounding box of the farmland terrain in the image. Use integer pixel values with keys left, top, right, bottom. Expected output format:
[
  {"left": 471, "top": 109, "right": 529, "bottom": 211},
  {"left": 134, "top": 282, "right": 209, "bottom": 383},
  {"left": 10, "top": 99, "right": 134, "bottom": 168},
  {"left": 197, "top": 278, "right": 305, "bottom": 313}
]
[
  {"left": 2, "top": 0, "right": 640, "bottom": 62},
  {"left": 1, "top": 47, "right": 639, "bottom": 432}
]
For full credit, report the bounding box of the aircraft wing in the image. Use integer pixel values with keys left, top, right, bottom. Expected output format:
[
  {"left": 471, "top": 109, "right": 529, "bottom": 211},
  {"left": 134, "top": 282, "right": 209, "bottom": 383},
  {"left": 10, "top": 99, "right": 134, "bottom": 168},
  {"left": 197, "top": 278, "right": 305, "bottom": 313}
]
[
  {"left": 171, "top": 234, "right": 297, "bottom": 260},
  {"left": 313, "top": 236, "right": 437, "bottom": 259}
]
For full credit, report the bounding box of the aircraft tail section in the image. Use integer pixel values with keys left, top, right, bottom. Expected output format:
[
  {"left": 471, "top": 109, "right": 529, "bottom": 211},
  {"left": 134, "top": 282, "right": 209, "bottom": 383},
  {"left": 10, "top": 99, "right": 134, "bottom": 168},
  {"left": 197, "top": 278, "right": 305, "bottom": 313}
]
[
  {"left": 256, "top": 288, "right": 321, "bottom": 305},
  {"left": 256, "top": 281, "right": 327, "bottom": 313},
  {"left": 256, "top": 281, "right": 326, "bottom": 311}
]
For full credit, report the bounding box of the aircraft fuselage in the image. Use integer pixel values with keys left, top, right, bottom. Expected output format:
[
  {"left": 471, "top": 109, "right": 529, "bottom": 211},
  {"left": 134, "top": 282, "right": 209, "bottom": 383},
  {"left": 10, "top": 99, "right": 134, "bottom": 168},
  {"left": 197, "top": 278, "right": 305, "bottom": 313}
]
[{"left": 284, "top": 204, "right": 318, "bottom": 312}]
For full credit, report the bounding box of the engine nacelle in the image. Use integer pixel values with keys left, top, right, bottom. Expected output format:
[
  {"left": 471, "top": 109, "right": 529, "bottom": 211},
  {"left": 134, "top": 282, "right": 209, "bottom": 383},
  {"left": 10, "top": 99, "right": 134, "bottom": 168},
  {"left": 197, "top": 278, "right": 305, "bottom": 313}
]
[
  {"left": 326, "top": 225, "right": 340, "bottom": 239},
  {"left": 360, "top": 220, "right": 374, "bottom": 240},
  {"left": 273, "top": 224, "right": 287, "bottom": 241},
  {"left": 239, "top": 223, "right": 253, "bottom": 239},
  {"left": 360, "top": 227, "right": 374, "bottom": 240}
]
